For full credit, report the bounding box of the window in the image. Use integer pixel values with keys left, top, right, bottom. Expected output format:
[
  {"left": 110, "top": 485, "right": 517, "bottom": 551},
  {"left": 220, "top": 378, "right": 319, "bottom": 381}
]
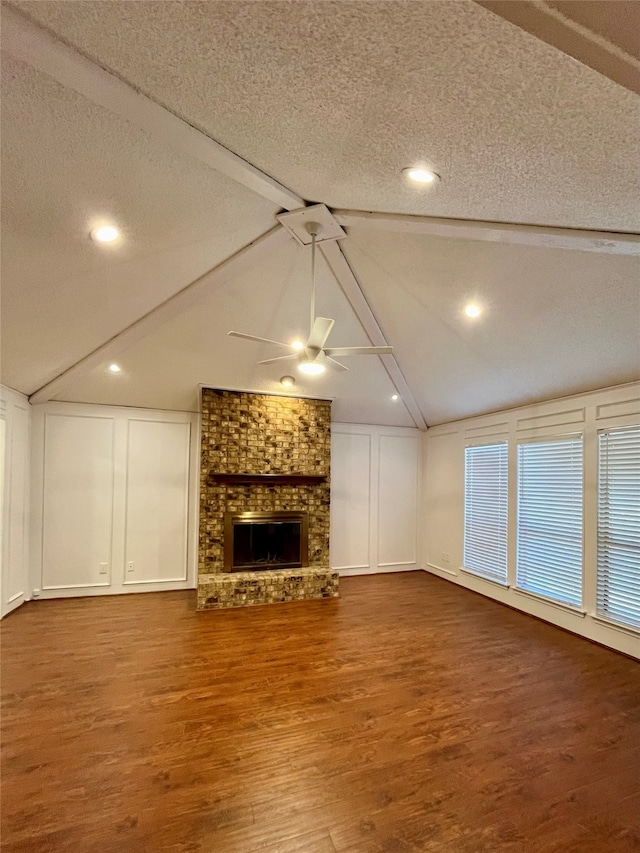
[
  {"left": 464, "top": 443, "right": 508, "bottom": 583},
  {"left": 598, "top": 427, "right": 640, "bottom": 630},
  {"left": 517, "top": 437, "right": 583, "bottom": 607}
]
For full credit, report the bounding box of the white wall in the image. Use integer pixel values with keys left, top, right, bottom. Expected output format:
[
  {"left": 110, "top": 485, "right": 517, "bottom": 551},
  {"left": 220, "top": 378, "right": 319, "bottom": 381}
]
[
  {"left": 422, "top": 382, "right": 640, "bottom": 658},
  {"left": 0, "top": 386, "right": 31, "bottom": 617},
  {"left": 31, "top": 402, "right": 199, "bottom": 599},
  {"left": 331, "top": 423, "right": 420, "bottom": 575},
  {"left": 29, "top": 407, "right": 419, "bottom": 597}
]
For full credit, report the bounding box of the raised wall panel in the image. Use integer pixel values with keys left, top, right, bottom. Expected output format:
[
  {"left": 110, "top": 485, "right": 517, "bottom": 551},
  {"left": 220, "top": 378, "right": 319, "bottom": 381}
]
[
  {"left": 516, "top": 408, "right": 585, "bottom": 432},
  {"left": 0, "top": 416, "right": 5, "bottom": 608},
  {"left": 464, "top": 421, "right": 508, "bottom": 440},
  {"left": 124, "top": 420, "right": 190, "bottom": 583},
  {"left": 378, "top": 435, "right": 418, "bottom": 566},
  {"left": 5, "top": 401, "right": 29, "bottom": 605},
  {"left": 424, "top": 430, "right": 463, "bottom": 573},
  {"left": 330, "top": 432, "right": 371, "bottom": 569},
  {"left": 596, "top": 397, "right": 640, "bottom": 420},
  {"left": 1, "top": 387, "right": 30, "bottom": 617},
  {"left": 42, "top": 414, "right": 114, "bottom": 589}
]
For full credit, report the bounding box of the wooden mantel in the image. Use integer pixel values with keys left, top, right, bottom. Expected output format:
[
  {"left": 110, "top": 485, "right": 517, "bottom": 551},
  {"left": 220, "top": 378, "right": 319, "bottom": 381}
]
[{"left": 208, "top": 472, "right": 327, "bottom": 486}]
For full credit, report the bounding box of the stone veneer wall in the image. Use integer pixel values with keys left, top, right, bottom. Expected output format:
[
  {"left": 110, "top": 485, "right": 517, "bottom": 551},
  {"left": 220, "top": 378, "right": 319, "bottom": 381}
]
[{"left": 197, "top": 389, "right": 338, "bottom": 609}]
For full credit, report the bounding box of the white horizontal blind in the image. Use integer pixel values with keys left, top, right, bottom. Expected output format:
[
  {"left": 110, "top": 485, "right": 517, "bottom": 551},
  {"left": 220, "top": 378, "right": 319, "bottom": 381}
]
[
  {"left": 464, "top": 443, "right": 508, "bottom": 583},
  {"left": 598, "top": 427, "right": 640, "bottom": 630},
  {"left": 517, "top": 437, "right": 583, "bottom": 606}
]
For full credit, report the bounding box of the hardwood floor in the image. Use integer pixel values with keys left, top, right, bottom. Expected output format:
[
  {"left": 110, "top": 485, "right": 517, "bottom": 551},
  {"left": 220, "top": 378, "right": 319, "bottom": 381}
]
[{"left": 1, "top": 572, "right": 638, "bottom": 852}]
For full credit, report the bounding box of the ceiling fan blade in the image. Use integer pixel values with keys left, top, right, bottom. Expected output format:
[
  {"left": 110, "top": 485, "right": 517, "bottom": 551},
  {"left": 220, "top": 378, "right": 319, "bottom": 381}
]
[
  {"left": 307, "top": 317, "right": 335, "bottom": 351},
  {"left": 324, "top": 346, "right": 393, "bottom": 357},
  {"left": 257, "top": 354, "right": 299, "bottom": 366},
  {"left": 326, "top": 357, "right": 349, "bottom": 372},
  {"left": 228, "top": 331, "right": 292, "bottom": 348}
]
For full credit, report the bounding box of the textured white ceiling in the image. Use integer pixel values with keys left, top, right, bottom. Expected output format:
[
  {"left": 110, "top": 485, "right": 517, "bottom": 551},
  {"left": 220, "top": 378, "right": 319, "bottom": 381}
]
[
  {"left": 54, "top": 240, "right": 415, "bottom": 427},
  {"left": 12, "top": 0, "right": 640, "bottom": 231},
  {"left": 0, "top": 55, "right": 278, "bottom": 394},
  {"left": 1, "top": 1, "right": 639, "bottom": 428},
  {"left": 343, "top": 227, "right": 640, "bottom": 424}
]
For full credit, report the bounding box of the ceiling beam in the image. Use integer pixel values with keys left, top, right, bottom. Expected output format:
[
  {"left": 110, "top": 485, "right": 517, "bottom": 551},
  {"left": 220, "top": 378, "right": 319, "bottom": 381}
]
[
  {"left": 29, "top": 226, "right": 290, "bottom": 405},
  {"left": 0, "top": 5, "right": 304, "bottom": 212},
  {"left": 320, "top": 241, "right": 428, "bottom": 431},
  {"left": 475, "top": 1, "right": 640, "bottom": 97},
  {"left": 333, "top": 210, "right": 640, "bottom": 256}
]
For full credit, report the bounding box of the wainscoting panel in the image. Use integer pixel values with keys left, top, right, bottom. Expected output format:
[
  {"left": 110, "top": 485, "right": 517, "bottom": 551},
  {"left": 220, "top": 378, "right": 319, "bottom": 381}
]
[
  {"left": 378, "top": 434, "right": 418, "bottom": 566},
  {"left": 330, "top": 431, "right": 371, "bottom": 570},
  {"left": 423, "top": 430, "right": 463, "bottom": 576},
  {"left": 42, "top": 413, "right": 115, "bottom": 590},
  {"left": 124, "top": 419, "right": 191, "bottom": 584},
  {"left": 1, "top": 386, "right": 31, "bottom": 617},
  {"left": 32, "top": 403, "right": 198, "bottom": 599},
  {"left": 516, "top": 407, "right": 585, "bottom": 432},
  {"left": 332, "top": 424, "right": 420, "bottom": 575},
  {"left": 595, "top": 396, "right": 640, "bottom": 422}
]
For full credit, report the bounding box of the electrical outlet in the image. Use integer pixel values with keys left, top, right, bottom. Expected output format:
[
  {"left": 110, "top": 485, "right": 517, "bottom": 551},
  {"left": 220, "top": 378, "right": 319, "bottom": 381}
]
[
  {"left": 127, "top": 561, "right": 135, "bottom": 573},
  {"left": 442, "top": 552, "right": 450, "bottom": 564},
  {"left": 99, "top": 562, "right": 108, "bottom": 575}
]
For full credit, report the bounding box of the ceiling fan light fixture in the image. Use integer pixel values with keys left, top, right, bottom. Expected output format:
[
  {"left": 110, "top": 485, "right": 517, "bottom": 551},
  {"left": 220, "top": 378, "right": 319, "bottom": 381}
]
[
  {"left": 227, "top": 216, "right": 392, "bottom": 376},
  {"left": 403, "top": 166, "right": 440, "bottom": 185},
  {"left": 91, "top": 224, "right": 120, "bottom": 243},
  {"left": 298, "top": 360, "right": 325, "bottom": 376}
]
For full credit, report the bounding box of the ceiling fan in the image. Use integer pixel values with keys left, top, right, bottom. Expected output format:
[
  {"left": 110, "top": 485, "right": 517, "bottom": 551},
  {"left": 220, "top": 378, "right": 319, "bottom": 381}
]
[{"left": 228, "top": 221, "right": 392, "bottom": 375}]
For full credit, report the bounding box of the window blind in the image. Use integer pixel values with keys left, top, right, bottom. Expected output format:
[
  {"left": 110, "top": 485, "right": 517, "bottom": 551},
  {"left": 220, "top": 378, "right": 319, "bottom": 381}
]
[
  {"left": 464, "top": 443, "right": 508, "bottom": 583},
  {"left": 598, "top": 426, "right": 640, "bottom": 630},
  {"left": 516, "top": 437, "right": 583, "bottom": 607}
]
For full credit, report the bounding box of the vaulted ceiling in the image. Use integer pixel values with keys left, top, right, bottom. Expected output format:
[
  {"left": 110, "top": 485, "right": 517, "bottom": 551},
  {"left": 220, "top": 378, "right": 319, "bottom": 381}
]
[{"left": 2, "top": 0, "right": 639, "bottom": 427}]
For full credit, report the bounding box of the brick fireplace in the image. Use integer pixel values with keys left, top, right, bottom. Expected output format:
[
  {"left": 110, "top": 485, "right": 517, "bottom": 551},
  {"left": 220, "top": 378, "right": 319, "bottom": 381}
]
[{"left": 197, "top": 388, "right": 339, "bottom": 609}]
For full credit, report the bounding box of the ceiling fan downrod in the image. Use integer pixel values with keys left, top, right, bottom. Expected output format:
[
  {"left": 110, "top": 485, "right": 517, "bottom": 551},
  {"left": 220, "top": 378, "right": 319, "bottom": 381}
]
[{"left": 305, "top": 221, "right": 322, "bottom": 340}]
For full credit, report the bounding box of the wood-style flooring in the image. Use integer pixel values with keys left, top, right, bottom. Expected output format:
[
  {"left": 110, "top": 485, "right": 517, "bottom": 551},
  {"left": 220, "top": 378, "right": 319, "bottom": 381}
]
[{"left": 2, "top": 572, "right": 639, "bottom": 852}]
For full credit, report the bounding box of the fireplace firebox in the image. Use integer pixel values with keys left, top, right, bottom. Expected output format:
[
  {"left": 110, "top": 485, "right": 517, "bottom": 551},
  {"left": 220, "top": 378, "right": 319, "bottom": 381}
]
[{"left": 223, "top": 511, "right": 309, "bottom": 573}]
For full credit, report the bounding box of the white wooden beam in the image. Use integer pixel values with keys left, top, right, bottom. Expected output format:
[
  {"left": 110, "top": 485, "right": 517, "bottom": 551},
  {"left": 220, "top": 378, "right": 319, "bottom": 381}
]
[
  {"left": 320, "top": 241, "right": 428, "bottom": 431},
  {"left": 29, "top": 226, "right": 290, "bottom": 405},
  {"left": 0, "top": 6, "right": 304, "bottom": 212},
  {"left": 475, "top": 1, "right": 640, "bottom": 97},
  {"left": 333, "top": 210, "right": 640, "bottom": 256}
]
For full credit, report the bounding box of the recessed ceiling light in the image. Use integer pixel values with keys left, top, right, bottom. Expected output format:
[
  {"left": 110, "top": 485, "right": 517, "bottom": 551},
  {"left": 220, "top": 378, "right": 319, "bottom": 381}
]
[
  {"left": 464, "top": 304, "right": 482, "bottom": 318},
  {"left": 298, "top": 360, "right": 325, "bottom": 376},
  {"left": 108, "top": 363, "right": 122, "bottom": 373},
  {"left": 291, "top": 340, "right": 304, "bottom": 351},
  {"left": 91, "top": 225, "right": 120, "bottom": 243},
  {"left": 391, "top": 394, "right": 399, "bottom": 401},
  {"left": 280, "top": 375, "right": 295, "bottom": 387},
  {"left": 403, "top": 166, "right": 440, "bottom": 185}
]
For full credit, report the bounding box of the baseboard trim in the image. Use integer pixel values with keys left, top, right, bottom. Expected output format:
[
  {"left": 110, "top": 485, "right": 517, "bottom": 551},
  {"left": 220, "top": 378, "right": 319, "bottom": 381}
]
[
  {"left": 36, "top": 581, "right": 195, "bottom": 600},
  {"left": 425, "top": 563, "right": 458, "bottom": 577},
  {"left": 423, "top": 565, "right": 639, "bottom": 659},
  {"left": 339, "top": 565, "right": 418, "bottom": 577}
]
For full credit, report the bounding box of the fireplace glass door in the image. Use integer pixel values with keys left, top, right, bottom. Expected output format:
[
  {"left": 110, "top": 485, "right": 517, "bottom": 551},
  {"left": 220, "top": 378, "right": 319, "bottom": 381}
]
[{"left": 224, "top": 511, "right": 309, "bottom": 572}]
